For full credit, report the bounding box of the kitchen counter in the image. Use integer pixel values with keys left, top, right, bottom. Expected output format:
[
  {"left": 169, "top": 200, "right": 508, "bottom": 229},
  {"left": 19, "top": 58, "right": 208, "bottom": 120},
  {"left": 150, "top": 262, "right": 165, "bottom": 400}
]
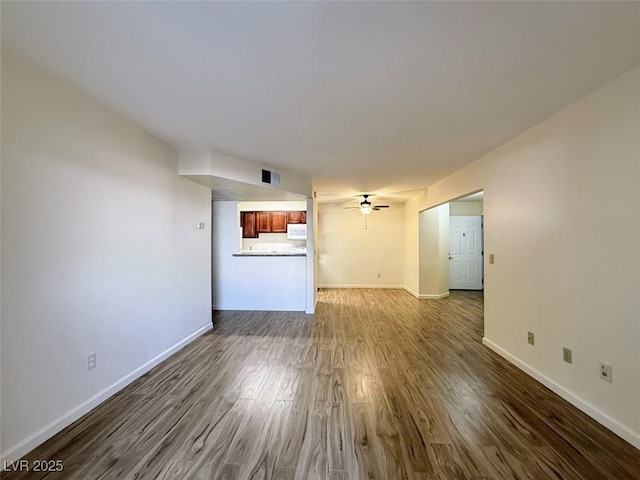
[{"left": 233, "top": 252, "right": 306, "bottom": 257}]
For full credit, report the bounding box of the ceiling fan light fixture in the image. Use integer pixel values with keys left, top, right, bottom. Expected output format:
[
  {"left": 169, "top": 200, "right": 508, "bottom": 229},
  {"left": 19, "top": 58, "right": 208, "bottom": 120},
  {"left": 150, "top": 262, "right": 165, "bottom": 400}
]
[
  {"left": 359, "top": 204, "right": 373, "bottom": 215},
  {"left": 343, "top": 194, "right": 389, "bottom": 215}
]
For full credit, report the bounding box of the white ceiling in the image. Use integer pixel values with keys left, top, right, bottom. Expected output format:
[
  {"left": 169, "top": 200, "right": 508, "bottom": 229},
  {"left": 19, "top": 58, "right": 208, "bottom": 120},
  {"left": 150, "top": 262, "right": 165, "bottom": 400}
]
[{"left": 3, "top": 1, "right": 639, "bottom": 204}]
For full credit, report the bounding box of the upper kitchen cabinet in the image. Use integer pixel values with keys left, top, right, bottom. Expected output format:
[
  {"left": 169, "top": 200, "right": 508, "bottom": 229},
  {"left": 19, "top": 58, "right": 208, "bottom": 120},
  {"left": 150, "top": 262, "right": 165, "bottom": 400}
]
[
  {"left": 258, "top": 211, "right": 287, "bottom": 233},
  {"left": 256, "top": 211, "right": 272, "bottom": 233},
  {"left": 271, "top": 212, "right": 288, "bottom": 233},
  {"left": 242, "top": 210, "right": 307, "bottom": 238},
  {"left": 241, "top": 211, "right": 257, "bottom": 238},
  {"left": 287, "top": 211, "right": 307, "bottom": 224}
]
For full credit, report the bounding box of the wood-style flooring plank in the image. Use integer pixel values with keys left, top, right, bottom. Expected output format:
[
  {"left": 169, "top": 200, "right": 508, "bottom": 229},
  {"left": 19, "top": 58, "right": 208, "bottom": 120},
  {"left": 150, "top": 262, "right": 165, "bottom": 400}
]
[
  {"left": 236, "top": 399, "right": 292, "bottom": 479},
  {"left": 327, "top": 368, "right": 355, "bottom": 473},
  {"left": 351, "top": 402, "right": 388, "bottom": 480}
]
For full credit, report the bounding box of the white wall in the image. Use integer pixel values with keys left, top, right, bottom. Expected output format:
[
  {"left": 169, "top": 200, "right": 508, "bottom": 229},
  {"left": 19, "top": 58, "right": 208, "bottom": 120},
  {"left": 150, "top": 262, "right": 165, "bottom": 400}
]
[
  {"left": 449, "top": 201, "right": 483, "bottom": 216},
  {"left": 239, "top": 200, "right": 307, "bottom": 211},
  {"left": 403, "top": 194, "right": 423, "bottom": 297},
  {"left": 212, "top": 201, "right": 307, "bottom": 311},
  {"left": 318, "top": 203, "right": 404, "bottom": 288},
  {"left": 0, "top": 53, "right": 212, "bottom": 462},
  {"left": 306, "top": 197, "right": 317, "bottom": 314},
  {"left": 405, "top": 65, "right": 640, "bottom": 447},
  {"left": 179, "top": 150, "right": 312, "bottom": 198},
  {"left": 243, "top": 233, "right": 306, "bottom": 253},
  {"left": 418, "top": 204, "right": 450, "bottom": 299}
]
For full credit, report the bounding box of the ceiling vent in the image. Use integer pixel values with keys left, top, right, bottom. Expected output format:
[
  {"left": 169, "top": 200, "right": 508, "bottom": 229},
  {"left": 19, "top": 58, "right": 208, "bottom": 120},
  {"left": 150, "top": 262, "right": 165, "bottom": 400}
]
[{"left": 261, "top": 169, "right": 280, "bottom": 187}]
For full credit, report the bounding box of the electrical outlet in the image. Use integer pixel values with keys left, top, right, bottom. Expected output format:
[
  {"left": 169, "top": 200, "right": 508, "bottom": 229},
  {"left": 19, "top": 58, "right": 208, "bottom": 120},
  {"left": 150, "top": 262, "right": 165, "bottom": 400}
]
[
  {"left": 87, "top": 353, "right": 97, "bottom": 371},
  {"left": 527, "top": 331, "right": 534, "bottom": 345},
  {"left": 599, "top": 362, "right": 612, "bottom": 383},
  {"left": 489, "top": 254, "right": 495, "bottom": 264},
  {"left": 563, "top": 347, "right": 572, "bottom": 364}
]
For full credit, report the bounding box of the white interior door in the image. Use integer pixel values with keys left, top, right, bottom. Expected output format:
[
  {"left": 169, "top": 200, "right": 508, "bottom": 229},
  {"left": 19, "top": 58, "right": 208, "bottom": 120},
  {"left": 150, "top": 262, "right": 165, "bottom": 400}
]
[{"left": 449, "top": 215, "right": 483, "bottom": 290}]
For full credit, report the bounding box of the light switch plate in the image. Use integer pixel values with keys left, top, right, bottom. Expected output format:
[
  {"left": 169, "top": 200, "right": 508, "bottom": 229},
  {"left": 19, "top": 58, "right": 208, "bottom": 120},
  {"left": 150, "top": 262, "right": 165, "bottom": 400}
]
[{"left": 87, "top": 353, "right": 96, "bottom": 371}]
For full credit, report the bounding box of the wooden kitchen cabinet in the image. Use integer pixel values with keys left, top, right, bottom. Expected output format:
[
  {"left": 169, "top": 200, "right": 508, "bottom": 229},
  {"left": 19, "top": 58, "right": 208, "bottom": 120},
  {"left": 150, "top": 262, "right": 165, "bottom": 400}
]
[
  {"left": 241, "top": 211, "right": 257, "bottom": 238},
  {"left": 271, "top": 212, "right": 288, "bottom": 233},
  {"left": 256, "top": 211, "right": 272, "bottom": 233},
  {"left": 242, "top": 210, "right": 307, "bottom": 237},
  {"left": 287, "top": 211, "right": 307, "bottom": 224}
]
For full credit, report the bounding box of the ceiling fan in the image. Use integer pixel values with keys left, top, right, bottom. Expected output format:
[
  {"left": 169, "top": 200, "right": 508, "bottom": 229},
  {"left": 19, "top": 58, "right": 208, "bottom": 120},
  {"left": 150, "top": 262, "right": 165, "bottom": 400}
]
[{"left": 344, "top": 194, "right": 390, "bottom": 215}]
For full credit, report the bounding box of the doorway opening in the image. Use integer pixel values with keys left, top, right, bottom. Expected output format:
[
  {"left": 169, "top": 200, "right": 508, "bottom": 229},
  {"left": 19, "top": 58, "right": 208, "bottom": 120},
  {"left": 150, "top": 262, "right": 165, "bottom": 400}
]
[
  {"left": 448, "top": 191, "right": 484, "bottom": 291},
  {"left": 417, "top": 190, "right": 485, "bottom": 336}
]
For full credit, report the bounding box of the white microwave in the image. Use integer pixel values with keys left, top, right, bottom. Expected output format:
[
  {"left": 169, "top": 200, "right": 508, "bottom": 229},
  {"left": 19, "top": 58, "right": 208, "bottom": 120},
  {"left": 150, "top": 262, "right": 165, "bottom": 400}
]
[{"left": 287, "top": 224, "right": 307, "bottom": 240}]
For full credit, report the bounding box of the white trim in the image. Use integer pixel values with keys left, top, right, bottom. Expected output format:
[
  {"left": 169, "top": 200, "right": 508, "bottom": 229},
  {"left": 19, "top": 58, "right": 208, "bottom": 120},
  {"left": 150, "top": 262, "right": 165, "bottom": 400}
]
[
  {"left": 482, "top": 337, "right": 640, "bottom": 450},
  {"left": 307, "top": 291, "right": 318, "bottom": 314},
  {"left": 403, "top": 287, "right": 450, "bottom": 299},
  {"left": 404, "top": 286, "right": 419, "bottom": 298},
  {"left": 305, "top": 296, "right": 315, "bottom": 314},
  {"left": 418, "top": 292, "right": 450, "bottom": 299},
  {"left": 1, "top": 323, "right": 213, "bottom": 463},
  {"left": 318, "top": 284, "right": 404, "bottom": 289},
  {"left": 214, "top": 306, "right": 306, "bottom": 312}
]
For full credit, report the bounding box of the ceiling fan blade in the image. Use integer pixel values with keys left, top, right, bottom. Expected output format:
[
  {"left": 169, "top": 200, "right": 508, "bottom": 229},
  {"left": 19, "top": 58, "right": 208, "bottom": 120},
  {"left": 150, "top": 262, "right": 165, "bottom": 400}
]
[
  {"left": 343, "top": 206, "right": 360, "bottom": 210},
  {"left": 373, "top": 205, "right": 390, "bottom": 209}
]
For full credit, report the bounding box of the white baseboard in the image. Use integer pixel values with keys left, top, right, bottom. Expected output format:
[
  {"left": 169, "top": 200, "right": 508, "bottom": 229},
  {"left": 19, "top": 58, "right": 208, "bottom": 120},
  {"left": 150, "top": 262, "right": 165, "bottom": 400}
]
[
  {"left": 419, "top": 292, "right": 450, "bottom": 299},
  {"left": 214, "top": 306, "right": 306, "bottom": 312},
  {"left": 403, "top": 287, "right": 450, "bottom": 299},
  {"left": 318, "top": 284, "right": 404, "bottom": 289},
  {"left": 1, "top": 323, "right": 213, "bottom": 463},
  {"left": 482, "top": 337, "right": 640, "bottom": 450},
  {"left": 404, "top": 286, "right": 419, "bottom": 298},
  {"left": 306, "top": 299, "right": 316, "bottom": 315}
]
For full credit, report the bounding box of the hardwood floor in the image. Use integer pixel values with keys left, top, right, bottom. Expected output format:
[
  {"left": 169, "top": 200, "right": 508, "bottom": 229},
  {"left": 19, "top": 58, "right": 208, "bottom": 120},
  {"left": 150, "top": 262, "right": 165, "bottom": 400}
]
[{"left": 4, "top": 289, "right": 639, "bottom": 479}]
